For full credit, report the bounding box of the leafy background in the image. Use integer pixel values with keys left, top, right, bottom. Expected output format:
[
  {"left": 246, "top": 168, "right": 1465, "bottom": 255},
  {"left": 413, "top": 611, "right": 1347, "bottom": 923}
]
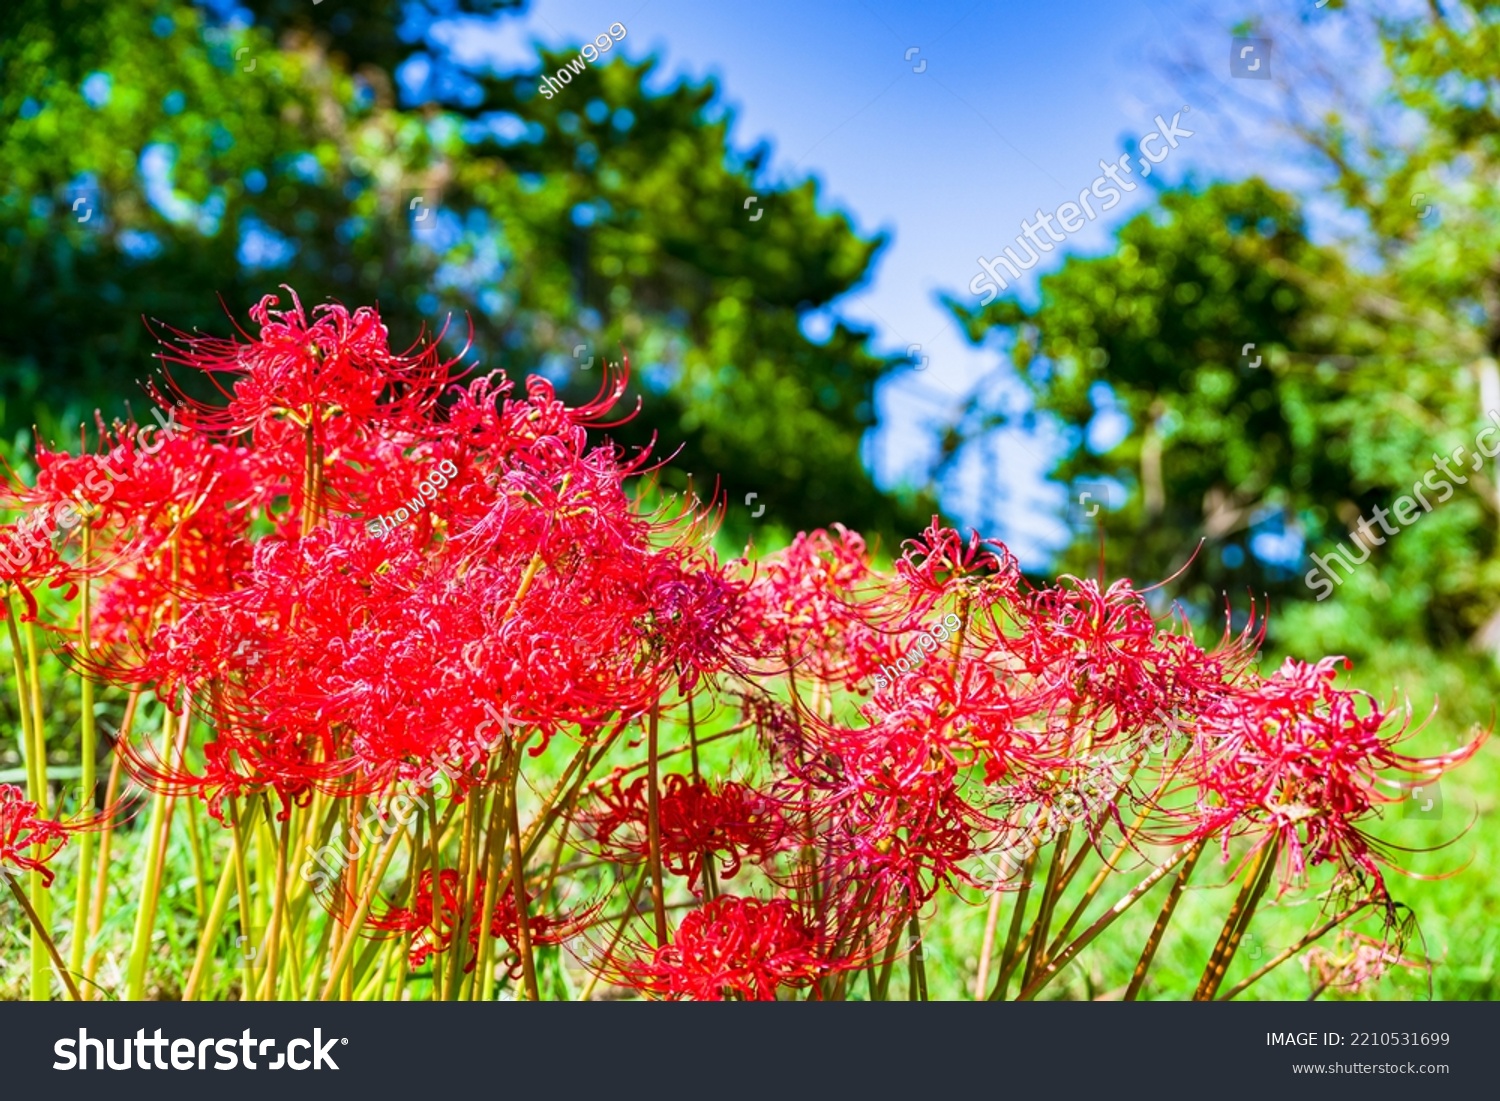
[{"left": 3, "top": 0, "right": 1499, "bottom": 998}]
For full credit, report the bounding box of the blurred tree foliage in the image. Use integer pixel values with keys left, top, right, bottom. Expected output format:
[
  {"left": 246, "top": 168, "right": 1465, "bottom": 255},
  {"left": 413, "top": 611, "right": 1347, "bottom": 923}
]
[
  {"left": 948, "top": 2, "right": 1500, "bottom": 655},
  {"left": 0, "top": 0, "right": 934, "bottom": 540}
]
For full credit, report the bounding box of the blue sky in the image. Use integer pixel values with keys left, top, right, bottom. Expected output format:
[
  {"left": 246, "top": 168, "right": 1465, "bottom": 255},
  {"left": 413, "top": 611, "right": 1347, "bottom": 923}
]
[{"left": 423, "top": 0, "right": 1357, "bottom": 563}]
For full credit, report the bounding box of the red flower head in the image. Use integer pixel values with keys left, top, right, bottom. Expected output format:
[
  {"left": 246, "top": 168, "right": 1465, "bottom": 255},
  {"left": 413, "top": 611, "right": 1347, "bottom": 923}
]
[
  {"left": 796, "top": 709, "right": 995, "bottom": 916},
  {"left": 894, "top": 518, "right": 1019, "bottom": 601},
  {"left": 0, "top": 509, "right": 73, "bottom": 619},
  {"left": 480, "top": 880, "right": 596, "bottom": 977},
  {"left": 1188, "top": 657, "right": 1482, "bottom": 892},
  {"left": 0, "top": 785, "right": 76, "bottom": 888},
  {"left": 620, "top": 895, "right": 839, "bottom": 1001},
  {"left": 586, "top": 772, "right": 785, "bottom": 890},
  {"left": 1006, "top": 575, "right": 1252, "bottom": 756},
  {"left": 150, "top": 288, "right": 466, "bottom": 444},
  {"left": 737, "top": 524, "right": 926, "bottom": 715},
  {"left": 638, "top": 551, "right": 750, "bottom": 693}
]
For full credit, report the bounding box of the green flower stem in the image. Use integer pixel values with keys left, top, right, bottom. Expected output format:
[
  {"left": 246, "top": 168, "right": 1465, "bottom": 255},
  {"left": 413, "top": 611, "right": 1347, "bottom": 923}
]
[
  {"left": 124, "top": 717, "right": 174, "bottom": 1000},
  {"left": 507, "top": 753, "right": 540, "bottom": 1001},
  {"left": 69, "top": 527, "right": 98, "bottom": 985},
  {"left": 319, "top": 822, "right": 405, "bottom": 1001},
  {"left": 5, "top": 870, "right": 81, "bottom": 1000},
  {"left": 183, "top": 849, "right": 239, "bottom": 1000},
  {"left": 1015, "top": 841, "right": 1199, "bottom": 1001},
  {"left": 1124, "top": 839, "right": 1204, "bottom": 1001},
  {"left": 1193, "top": 840, "right": 1279, "bottom": 1001},
  {"left": 1217, "top": 899, "right": 1374, "bottom": 1001}
]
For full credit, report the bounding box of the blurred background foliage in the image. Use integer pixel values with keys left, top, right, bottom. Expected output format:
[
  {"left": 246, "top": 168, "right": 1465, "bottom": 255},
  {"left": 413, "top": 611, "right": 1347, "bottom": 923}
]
[
  {"left": 0, "top": 0, "right": 933, "bottom": 544},
  {"left": 947, "top": 3, "right": 1500, "bottom": 661},
  {"left": 5, "top": 0, "right": 1500, "bottom": 657}
]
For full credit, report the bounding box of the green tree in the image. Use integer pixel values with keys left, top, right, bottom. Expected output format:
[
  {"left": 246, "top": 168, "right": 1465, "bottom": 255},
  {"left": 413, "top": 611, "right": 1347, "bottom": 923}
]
[
  {"left": 0, "top": 0, "right": 933, "bottom": 540},
  {"left": 947, "top": 1, "right": 1500, "bottom": 653},
  {"left": 947, "top": 182, "right": 1358, "bottom": 603}
]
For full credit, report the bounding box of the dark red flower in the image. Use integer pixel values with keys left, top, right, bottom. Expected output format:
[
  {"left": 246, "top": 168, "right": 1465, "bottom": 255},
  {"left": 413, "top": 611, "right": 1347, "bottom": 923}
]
[
  {"left": 621, "top": 895, "right": 838, "bottom": 1001},
  {"left": 586, "top": 772, "right": 785, "bottom": 890}
]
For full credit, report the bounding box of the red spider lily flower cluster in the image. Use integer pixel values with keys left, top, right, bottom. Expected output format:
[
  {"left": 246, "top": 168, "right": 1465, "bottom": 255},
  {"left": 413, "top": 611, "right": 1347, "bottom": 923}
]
[
  {"left": 43, "top": 288, "right": 744, "bottom": 819},
  {"left": 8, "top": 288, "right": 1480, "bottom": 1003},
  {"left": 0, "top": 785, "right": 77, "bottom": 888},
  {"left": 1182, "top": 656, "right": 1476, "bottom": 891},
  {"left": 724, "top": 522, "right": 1480, "bottom": 970}
]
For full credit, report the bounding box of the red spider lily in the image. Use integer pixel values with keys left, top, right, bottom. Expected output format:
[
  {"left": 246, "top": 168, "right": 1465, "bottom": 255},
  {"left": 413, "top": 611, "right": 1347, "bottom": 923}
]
[
  {"left": 74, "top": 433, "right": 260, "bottom": 652},
  {"left": 7, "top": 287, "right": 1476, "bottom": 1005},
  {"left": 441, "top": 362, "right": 636, "bottom": 462},
  {"left": 149, "top": 288, "right": 467, "bottom": 445},
  {"left": 0, "top": 519, "right": 73, "bottom": 620},
  {"left": 1185, "top": 657, "right": 1482, "bottom": 892},
  {"left": 585, "top": 772, "right": 786, "bottom": 890},
  {"left": 482, "top": 881, "right": 599, "bottom": 979},
  {"left": 620, "top": 894, "right": 842, "bottom": 1001},
  {"left": 894, "top": 517, "right": 1021, "bottom": 603},
  {"left": 369, "top": 868, "right": 591, "bottom": 974},
  {"left": 98, "top": 344, "right": 694, "bottom": 810},
  {"left": 0, "top": 785, "right": 77, "bottom": 888},
  {"left": 0, "top": 417, "right": 179, "bottom": 615},
  {"left": 738, "top": 525, "right": 885, "bottom": 685},
  {"left": 636, "top": 550, "right": 753, "bottom": 693},
  {"left": 753, "top": 526, "right": 1276, "bottom": 919},
  {"left": 786, "top": 707, "right": 998, "bottom": 917},
  {"left": 59, "top": 298, "right": 801, "bottom": 828},
  {"left": 1002, "top": 575, "right": 1257, "bottom": 755}
]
